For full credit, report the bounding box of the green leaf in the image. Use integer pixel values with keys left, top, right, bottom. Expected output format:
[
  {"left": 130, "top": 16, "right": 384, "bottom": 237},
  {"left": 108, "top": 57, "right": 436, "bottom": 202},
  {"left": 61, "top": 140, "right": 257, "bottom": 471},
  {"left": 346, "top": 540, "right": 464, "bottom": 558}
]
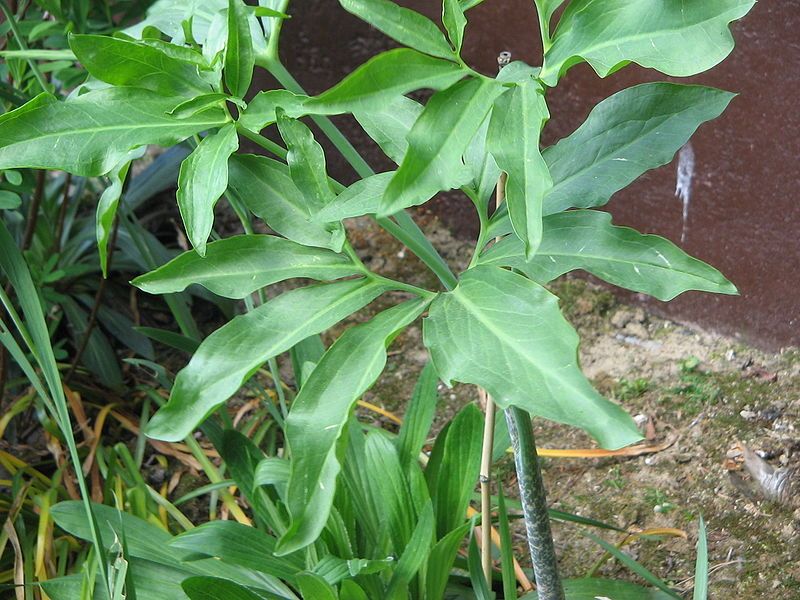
[
  {"left": 540, "top": 0, "right": 755, "bottom": 86},
  {"left": 225, "top": 0, "right": 255, "bottom": 98},
  {"left": 442, "top": 0, "right": 467, "bottom": 54},
  {"left": 177, "top": 124, "right": 239, "bottom": 256},
  {"left": 693, "top": 516, "right": 709, "bottom": 600},
  {"left": 467, "top": 532, "right": 493, "bottom": 600},
  {"left": 133, "top": 234, "right": 361, "bottom": 299},
  {"left": 97, "top": 150, "right": 143, "bottom": 276},
  {"left": 171, "top": 521, "right": 303, "bottom": 583},
  {"left": 239, "top": 90, "right": 309, "bottom": 132},
  {"left": 227, "top": 154, "right": 345, "bottom": 251},
  {"left": 497, "top": 487, "right": 517, "bottom": 600},
  {"left": 431, "top": 403, "right": 483, "bottom": 538},
  {"left": 182, "top": 577, "right": 272, "bottom": 600},
  {"left": 339, "top": 0, "right": 455, "bottom": 61},
  {"left": 542, "top": 83, "right": 735, "bottom": 214},
  {"left": 464, "top": 112, "right": 500, "bottom": 211},
  {"left": 315, "top": 172, "right": 393, "bottom": 223},
  {"left": 297, "top": 573, "right": 338, "bottom": 600},
  {"left": 278, "top": 298, "right": 429, "bottom": 554},
  {"left": 535, "top": 0, "right": 565, "bottom": 26},
  {"left": 69, "top": 34, "right": 211, "bottom": 95},
  {"left": 385, "top": 501, "right": 435, "bottom": 600},
  {"left": 480, "top": 210, "right": 737, "bottom": 301},
  {"left": 380, "top": 77, "right": 504, "bottom": 216},
  {"left": 61, "top": 297, "right": 123, "bottom": 390},
  {"left": 364, "top": 432, "right": 418, "bottom": 554},
  {"left": 582, "top": 532, "right": 682, "bottom": 599},
  {"left": 488, "top": 80, "right": 551, "bottom": 259},
  {"left": 423, "top": 266, "right": 641, "bottom": 449},
  {"left": 218, "top": 430, "right": 282, "bottom": 531},
  {"left": 395, "top": 361, "right": 439, "bottom": 468},
  {"left": 276, "top": 111, "right": 335, "bottom": 209},
  {"left": 353, "top": 95, "right": 422, "bottom": 165},
  {"left": 312, "top": 556, "right": 393, "bottom": 585},
  {"left": 169, "top": 93, "right": 230, "bottom": 119},
  {"left": 340, "top": 581, "right": 368, "bottom": 600},
  {"left": 522, "top": 578, "right": 675, "bottom": 599},
  {"left": 50, "top": 500, "right": 291, "bottom": 595},
  {"left": 305, "top": 49, "right": 465, "bottom": 115},
  {"left": 425, "top": 521, "right": 472, "bottom": 600},
  {"left": 146, "top": 277, "right": 390, "bottom": 441},
  {"left": 0, "top": 89, "right": 228, "bottom": 176},
  {"left": 0, "top": 190, "right": 21, "bottom": 209}
]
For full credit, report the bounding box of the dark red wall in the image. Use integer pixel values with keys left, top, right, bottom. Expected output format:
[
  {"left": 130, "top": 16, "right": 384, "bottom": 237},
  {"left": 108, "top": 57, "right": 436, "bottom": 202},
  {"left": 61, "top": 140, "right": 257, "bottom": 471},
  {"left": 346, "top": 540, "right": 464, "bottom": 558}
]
[{"left": 276, "top": 1, "right": 800, "bottom": 351}]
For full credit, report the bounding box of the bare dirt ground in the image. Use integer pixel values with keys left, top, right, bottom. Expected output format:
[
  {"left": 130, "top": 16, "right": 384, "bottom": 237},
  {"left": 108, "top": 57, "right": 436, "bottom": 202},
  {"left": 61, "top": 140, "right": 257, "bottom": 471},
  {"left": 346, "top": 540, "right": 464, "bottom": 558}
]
[{"left": 347, "top": 213, "right": 800, "bottom": 598}]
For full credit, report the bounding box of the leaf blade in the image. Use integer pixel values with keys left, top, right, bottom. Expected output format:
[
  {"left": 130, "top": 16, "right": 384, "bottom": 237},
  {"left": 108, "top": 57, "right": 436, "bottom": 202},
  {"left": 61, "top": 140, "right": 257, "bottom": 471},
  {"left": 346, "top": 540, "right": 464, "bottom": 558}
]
[
  {"left": 423, "top": 266, "right": 641, "bottom": 449},
  {"left": 278, "top": 298, "right": 429, "bottom": 554},
  {"left": 133, "top": 234, "right": 361, "bottom": 299},
  {"left": 339, "top": 0, "right": 455, "bottom": 61},
  {"left": 479, "top": 210, "right": 738, "bottom": 301},
  {"left": 540, "top": 0, "right": 755, "bottom": 85},
  {"left": 146, "top": 278, "right": 390, "bottom": 441},
  {"left": 177, "top": 124, "right": 239, "bottom": 256},
  {"left": 380, "top": 77, "right": 503, "bottom": 216}
]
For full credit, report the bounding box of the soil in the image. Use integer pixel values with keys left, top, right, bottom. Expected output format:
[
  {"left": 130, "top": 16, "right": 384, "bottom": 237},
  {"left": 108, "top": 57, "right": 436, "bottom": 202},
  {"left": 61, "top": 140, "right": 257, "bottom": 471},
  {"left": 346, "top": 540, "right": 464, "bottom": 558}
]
[{"left": 344, "top": 211, "right": 800, "bottom": 598}]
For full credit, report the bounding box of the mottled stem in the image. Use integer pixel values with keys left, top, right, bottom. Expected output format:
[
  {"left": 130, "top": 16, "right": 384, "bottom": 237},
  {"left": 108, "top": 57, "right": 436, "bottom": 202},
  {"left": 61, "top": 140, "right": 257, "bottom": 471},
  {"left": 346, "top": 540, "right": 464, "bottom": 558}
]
[{"left": 506, "top": 406, "right": 564, "bottom": 600}]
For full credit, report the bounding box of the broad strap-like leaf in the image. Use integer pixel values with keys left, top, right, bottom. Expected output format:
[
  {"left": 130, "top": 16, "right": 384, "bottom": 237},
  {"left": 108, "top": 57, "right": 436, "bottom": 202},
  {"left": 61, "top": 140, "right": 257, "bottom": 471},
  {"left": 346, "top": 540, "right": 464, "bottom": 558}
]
[
  {"left": 442, "top": 0, "right": 467, "bottom": 54},
  {"left": 543, "top": 83, "right": 735, "bottom": 215},
  {"left": 385, "top": 501, "right": 436, "bottom": 599},
  {"left": 276, "top": 111, "right": 335, "bottom": 209},
  {"left": 296, "top": 573, "right": 339, "bottom": 600},
  {"left": 430, "top": 403, "right": 483, "bottom": 539},
  {"left": 314, "top": 172, "right": 393, "bottom": 223},
  {"left": 182, "top": 576, "right": 269, "bottom": 600},
  {"left": 339, "top": 0, "right": 456, "bottom": 61},
  {"left": 171, "top": 521, "right": 304, "bottom": 583},
  {"left": 227, "top": 154, "right": 345, "bottom": 251},
  {"left": 539, "top": 0, "right": 755, "bottom": 86},
  {"left": 425, "top": 521, "right": 472, "bottom": 600},
  {"left": 69, "top": 34, "right": 211, "bottom": 96},
  {"left": 354, "top": 95, "right": 423, "bottom": 165},
  {"left": 0, "top": 89, "right": 228, "bottom": 176},
  {"left": 97, "top": 148, "right": 144, "bottom": 276},
  {"left": 423, "top": 266, "right": 641, "bottom": 449},
  {"left": 305, "top": 48, "right": 466, "bottom": 115},
  {"left": 225, "top": 0, "right": 254, "bottom": 98},
  {"left": 133, "top": 234, "right": 362, "bottom": 299},
  {"left": 395, "top": 361, "right": 439, "bottom": 468},
  {"left": 177, "top": 124, "right": 239, "bottom": 256},
  {"left": 379, "top": 77, "right": 504, "bottom": 216},
  {"left": 146, "top": 277, "right": 390, "bottom": 441},
  {"left": 479, "top": 210, "right": 738, "bottom": 301},
  {"left": 277, "top": 298, "right": 429, "bottom": 555},
  {"left": 488, "top": 79, "right": 552, "bottom": 259}
]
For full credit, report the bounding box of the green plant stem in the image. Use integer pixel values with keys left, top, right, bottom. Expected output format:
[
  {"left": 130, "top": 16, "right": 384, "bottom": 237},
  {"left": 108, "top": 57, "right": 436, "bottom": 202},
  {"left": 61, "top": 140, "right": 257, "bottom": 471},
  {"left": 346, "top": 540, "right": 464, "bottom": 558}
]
[
  {"left": 505, "top": 406, "right": 564, "bottom": 600},
  {"left": 254, "top": 58, "right": 458, "bottom": 290},
  {"left": 0, "top": 0, "right": 50, "bottom": 94}
]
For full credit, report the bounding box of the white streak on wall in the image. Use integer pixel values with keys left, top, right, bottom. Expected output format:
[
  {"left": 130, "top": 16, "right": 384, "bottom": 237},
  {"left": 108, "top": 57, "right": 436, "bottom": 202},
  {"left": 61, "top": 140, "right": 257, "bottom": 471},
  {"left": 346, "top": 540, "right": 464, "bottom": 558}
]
[{"left": 675, "top": 142, "right": 695, "bottom": 244}]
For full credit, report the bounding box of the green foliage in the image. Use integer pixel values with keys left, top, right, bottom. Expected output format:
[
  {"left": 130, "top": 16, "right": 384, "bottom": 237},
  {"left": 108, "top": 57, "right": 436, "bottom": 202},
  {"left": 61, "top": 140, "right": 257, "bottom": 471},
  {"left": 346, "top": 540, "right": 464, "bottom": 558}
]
[{"left": 1, "top": 0, "right": 754, "bottom": 596}]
